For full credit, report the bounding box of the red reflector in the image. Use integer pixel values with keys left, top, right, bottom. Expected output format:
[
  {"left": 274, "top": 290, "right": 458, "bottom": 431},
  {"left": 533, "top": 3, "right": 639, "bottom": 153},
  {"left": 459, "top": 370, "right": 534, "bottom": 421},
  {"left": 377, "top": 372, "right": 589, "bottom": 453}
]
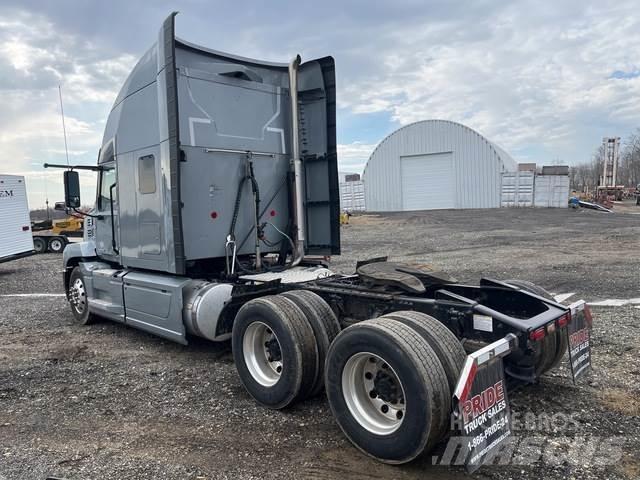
[
  {"left": 270, "top": 210, "right": 276, "bottom": 217},
  {"left": 529, "top": 327, "right": 546, "bottom": 341},
  {"left": 22, "top": 226, "right": 30, "bottom": 231},
  {"left": 210, "top": 211, "right": 218, "bottom": 219},
  {"left": 557, "top": 312, "right": 570, "bottom": 328}
]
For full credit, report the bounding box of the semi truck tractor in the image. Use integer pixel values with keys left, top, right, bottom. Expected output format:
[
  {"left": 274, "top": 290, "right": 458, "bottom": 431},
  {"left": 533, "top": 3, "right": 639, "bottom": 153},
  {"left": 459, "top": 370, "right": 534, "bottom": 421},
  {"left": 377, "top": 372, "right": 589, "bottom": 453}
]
[{"left": 46, "top": 13, "right": 591, "bottom": 468}]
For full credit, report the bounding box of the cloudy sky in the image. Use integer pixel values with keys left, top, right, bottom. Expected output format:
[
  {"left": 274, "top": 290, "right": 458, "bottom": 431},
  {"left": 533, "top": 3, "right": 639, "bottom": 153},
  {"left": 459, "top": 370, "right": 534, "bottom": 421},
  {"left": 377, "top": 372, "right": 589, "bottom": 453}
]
[{"left": 1, "top": 0, "right": 639, "bottom": 208}]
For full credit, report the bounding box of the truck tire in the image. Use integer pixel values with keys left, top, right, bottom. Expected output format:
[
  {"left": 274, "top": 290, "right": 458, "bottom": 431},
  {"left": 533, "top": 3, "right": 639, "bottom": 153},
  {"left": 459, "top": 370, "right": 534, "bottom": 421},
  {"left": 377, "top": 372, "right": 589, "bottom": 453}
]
[
  {"left": 381, "top": 311, "right": 466, "bottom": 397},
  {"left": 48, "top": 237, "right": 65, "bottom": 253},
  {"left": 68, "top": 267, "right": 96, "bottom": 325},
  {"left": 280, "top": 290, "right": 341, "bottom": 397},
  {"left": 33, "top": 237, "right": 46, "bottom": 253},
  {"left": 232, "top": 296, "right": 318, "bottom": 409},
  {"left": 325, "top": 318, "right": 449, "bottom": 464},
  {"left": 506, "top": 279, "right": 566, "bottom": 375}
]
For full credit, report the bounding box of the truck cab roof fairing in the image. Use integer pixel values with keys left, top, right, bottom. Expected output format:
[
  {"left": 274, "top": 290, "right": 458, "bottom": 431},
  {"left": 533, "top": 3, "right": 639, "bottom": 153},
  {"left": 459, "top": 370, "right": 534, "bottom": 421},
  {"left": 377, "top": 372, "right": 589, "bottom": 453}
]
[{"left": 175, "top": 37, "right": 289, "bottom": 70}]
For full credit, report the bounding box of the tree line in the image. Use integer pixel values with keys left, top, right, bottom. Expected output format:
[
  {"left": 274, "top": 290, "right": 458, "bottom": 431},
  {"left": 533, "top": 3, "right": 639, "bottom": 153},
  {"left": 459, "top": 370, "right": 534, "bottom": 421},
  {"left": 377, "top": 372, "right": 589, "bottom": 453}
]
[{"left": 570, "top": 129, "right": 640, "bottom": 192}]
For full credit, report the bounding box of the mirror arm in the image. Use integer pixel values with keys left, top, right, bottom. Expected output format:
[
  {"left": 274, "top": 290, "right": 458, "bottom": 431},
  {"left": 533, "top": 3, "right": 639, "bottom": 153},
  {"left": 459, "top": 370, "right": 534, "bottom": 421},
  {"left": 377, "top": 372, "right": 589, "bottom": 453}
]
[
  {"left": 44, "top": 163, "right": 104, "bottom": 172},
  {"left": 72, "top": 208, "right": 103, "bottom": 220}
]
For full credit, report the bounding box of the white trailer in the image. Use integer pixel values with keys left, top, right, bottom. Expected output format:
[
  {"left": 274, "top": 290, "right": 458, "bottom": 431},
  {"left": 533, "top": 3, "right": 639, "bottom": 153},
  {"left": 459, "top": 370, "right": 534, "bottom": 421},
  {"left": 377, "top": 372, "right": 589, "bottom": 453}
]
[{"left": 0, "top": 175, "right": 35, "bottom": 262}]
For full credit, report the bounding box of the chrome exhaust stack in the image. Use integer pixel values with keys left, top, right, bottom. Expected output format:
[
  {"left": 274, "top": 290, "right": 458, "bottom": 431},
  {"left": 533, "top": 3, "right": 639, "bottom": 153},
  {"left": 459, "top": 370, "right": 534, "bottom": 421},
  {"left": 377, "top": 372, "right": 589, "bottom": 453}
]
[{"left": 288, "top": 55, "right": 305, "bottom": 266}]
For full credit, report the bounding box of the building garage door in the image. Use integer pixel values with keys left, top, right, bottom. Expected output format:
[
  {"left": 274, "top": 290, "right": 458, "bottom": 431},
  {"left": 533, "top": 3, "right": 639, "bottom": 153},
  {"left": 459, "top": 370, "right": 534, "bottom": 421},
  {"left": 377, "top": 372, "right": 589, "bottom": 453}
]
[{"left": 400, "top": 152, "right": 455, "bottom": 210}]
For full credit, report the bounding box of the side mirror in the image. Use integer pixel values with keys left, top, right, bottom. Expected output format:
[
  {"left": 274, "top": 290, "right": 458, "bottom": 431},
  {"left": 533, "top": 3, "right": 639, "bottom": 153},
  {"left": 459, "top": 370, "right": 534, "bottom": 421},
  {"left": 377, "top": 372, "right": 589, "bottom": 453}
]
[{"left": 63, "top": 170, "right": 81, "bottom": 208}]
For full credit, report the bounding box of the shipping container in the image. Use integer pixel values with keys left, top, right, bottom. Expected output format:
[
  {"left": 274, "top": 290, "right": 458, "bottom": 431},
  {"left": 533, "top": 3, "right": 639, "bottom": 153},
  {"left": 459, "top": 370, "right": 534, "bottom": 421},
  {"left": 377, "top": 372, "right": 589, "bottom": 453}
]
[
  {"left": 501, "top": 171, "right": 534, "bottom": 207},
  {"left": 534, "top": 175, "right": 569, "bottom": 208}
]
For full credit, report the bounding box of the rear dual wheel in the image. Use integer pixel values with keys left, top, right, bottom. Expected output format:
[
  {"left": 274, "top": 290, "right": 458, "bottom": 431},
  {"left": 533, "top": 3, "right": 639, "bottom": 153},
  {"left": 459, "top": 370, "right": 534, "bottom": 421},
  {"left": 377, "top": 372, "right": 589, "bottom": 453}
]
[
  {"left": 281, "top": 290, "right": 340, "bottom": 397},
  {"left": 233, "top": 299, "right": 461, "bottom": 463},
  {"left": 232, "top": 291, "right": 340, "bottom": 409},
  {"left": 325, "top": 317, "right": 453, "bottom": 464}
]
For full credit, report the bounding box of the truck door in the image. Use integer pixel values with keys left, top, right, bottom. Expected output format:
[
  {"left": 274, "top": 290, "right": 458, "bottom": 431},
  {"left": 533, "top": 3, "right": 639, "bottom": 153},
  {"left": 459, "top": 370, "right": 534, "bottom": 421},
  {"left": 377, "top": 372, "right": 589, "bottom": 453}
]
[{"left": 95, "top": 161, "right": 120, "bottom": 261}]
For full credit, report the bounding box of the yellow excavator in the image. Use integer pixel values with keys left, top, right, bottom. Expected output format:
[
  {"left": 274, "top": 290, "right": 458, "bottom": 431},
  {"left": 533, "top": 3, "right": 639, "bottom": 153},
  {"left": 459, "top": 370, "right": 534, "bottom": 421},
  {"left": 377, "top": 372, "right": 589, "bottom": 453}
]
[{"left": 50, "top": 216, "right": 84, "bottom": 236}]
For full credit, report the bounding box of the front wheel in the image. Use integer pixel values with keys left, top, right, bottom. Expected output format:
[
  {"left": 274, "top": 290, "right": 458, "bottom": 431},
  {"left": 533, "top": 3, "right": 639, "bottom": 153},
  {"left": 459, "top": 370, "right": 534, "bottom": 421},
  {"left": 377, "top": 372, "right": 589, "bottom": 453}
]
[{"left": 68, "top": 267, "right": 95, "bottom": 325}]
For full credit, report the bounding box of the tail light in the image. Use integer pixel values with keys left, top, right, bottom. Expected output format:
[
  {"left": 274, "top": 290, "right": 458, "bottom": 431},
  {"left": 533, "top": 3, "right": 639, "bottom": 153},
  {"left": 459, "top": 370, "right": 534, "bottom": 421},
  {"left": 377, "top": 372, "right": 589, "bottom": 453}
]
[
  {"left": 529, "top": 327, "right": 546, "bottom": 341},
  {"left": 556, "top": 312, "right": 571, "bottom": 328}
]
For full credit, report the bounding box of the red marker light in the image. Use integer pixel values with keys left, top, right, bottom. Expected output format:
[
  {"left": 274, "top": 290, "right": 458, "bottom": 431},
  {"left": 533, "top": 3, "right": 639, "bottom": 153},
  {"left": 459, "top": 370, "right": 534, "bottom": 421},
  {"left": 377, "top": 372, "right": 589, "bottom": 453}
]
[
  {"left": 556, "top": 312, "right": 570, "bottom": 328},
  {"left": 270, "top": 210, "right": 276, "bottom": 217},
  {"left": 22, "top": 226, "right": 30, "bottom": 231},
  {"left": 210, "top": 211, "right": 218, "bottom": 219},
  {"left": 529, "top": 327, "right": 546, "bottom": 342}
]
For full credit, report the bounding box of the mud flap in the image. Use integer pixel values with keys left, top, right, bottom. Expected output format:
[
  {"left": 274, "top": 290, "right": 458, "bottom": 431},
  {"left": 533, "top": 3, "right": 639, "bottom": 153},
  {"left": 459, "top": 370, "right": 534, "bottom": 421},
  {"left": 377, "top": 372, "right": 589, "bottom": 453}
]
[
  {"left": 567, "top": 300, "right": 593, "bottom": 382},
  {"left": 450, "top": 334, "right": 517, "bottom": 473}
]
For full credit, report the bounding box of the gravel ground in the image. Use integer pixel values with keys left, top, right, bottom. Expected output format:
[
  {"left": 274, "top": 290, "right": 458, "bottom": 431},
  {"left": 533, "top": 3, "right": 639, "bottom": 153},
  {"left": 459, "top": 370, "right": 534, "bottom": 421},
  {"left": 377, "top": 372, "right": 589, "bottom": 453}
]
[{"left": 0, "top": 206, "right": 639, "bottom": 479}]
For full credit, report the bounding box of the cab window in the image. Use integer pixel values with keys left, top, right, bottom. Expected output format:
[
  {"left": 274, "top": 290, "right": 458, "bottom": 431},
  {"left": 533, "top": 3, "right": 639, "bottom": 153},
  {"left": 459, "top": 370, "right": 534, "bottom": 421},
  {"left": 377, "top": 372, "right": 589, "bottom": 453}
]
[
  {"left": 98, "top": 168, "right": 117, "bottom": 210},
  {"left": 138, "top": 155, "right": 156, "bottom": 194}
]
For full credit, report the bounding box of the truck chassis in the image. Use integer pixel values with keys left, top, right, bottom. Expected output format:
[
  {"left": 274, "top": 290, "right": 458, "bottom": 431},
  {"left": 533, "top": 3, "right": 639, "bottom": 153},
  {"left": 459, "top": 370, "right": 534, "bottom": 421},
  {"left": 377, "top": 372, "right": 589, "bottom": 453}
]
[{"left": 61, "top": 255, "right": 579, "bottom": 465}]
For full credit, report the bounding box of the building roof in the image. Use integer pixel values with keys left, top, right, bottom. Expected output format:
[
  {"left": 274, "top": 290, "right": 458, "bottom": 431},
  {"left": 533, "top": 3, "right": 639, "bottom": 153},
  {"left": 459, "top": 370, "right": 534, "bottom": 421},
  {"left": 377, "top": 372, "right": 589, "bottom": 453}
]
[{"left": 363, "top": 119, "right": 517, "bottom": 178}]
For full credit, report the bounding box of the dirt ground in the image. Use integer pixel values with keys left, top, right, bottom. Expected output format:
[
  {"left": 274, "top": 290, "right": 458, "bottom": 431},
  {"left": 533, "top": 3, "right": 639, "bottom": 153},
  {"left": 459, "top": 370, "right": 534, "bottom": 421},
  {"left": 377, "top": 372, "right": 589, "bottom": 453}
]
[{"left": 0, "top": 205, "right": 639, "bottom": 480}]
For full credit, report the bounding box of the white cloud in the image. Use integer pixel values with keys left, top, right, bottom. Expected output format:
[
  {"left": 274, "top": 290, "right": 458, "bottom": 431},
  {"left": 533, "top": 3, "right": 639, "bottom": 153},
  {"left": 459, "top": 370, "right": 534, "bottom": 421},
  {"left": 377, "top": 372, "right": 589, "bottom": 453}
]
[
  {"left": 0, "top": 10, "right": 134, "bottom": 208},
  {"left": 337, "top": 1, "right": 640, "bottom": 164},
  {"left": 338, "top": 142, "right": 377, "bottom": 173}
]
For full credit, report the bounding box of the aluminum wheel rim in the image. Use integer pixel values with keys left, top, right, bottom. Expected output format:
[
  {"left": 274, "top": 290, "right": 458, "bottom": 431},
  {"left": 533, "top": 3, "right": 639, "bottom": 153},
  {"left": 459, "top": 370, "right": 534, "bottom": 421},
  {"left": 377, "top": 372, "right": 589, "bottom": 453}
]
[
  {"left": 69, "top": 278, "right": 87, "bottom": 314},
  {"left": 50, "top": 239, "right": 63, "bottom": 251},
  {"left": 243, "top": 321, "right": 283, "bottom": 387},
  {"left": 342, "top": 352, "right": 406, "bottom": 435}
]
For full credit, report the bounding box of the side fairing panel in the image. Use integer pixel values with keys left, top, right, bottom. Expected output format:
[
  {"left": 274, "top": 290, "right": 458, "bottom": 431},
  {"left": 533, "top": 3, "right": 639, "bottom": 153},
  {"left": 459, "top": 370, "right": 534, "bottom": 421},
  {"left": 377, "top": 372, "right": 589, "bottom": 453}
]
[
  {"left": 298, "top": 57, "right": 340, "bottom": 255},
  {"left": 123, "top": 271, "right": 189, "bottom": 344}
]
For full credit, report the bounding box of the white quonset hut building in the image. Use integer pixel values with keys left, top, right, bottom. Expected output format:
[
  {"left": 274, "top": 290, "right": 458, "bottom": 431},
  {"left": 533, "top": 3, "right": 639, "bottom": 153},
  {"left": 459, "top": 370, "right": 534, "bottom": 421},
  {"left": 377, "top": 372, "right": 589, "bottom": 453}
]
[{"left": 363, "top": 120, "right": 517, "bottom": 211}]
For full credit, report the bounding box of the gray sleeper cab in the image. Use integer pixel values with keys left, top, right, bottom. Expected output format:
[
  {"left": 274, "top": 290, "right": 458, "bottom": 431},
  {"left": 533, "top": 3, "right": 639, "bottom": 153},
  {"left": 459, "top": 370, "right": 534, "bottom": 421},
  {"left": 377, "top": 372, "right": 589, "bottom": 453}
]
[{"left": 63, "top": 12, "right": 339, "bottom": 344}]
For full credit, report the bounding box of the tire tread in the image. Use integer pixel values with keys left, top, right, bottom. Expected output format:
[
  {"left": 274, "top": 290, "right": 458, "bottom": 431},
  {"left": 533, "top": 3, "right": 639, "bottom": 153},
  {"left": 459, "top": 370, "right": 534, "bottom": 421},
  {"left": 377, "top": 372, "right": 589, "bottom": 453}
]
[
  {"left": 281, "top": 290, "right": 340, "bottom": 396},
  {"left": 382, "top": 311, "right": 466, "bottom": 396}
]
